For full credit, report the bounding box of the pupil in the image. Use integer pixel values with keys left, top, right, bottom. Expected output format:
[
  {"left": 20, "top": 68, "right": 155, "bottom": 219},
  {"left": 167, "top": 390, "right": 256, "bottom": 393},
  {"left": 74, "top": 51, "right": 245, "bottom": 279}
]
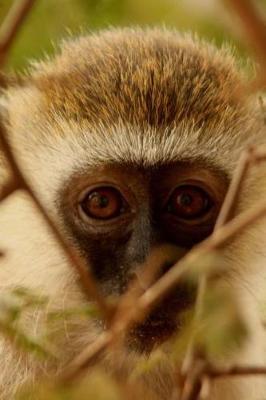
[
  {"left": 99, "top": 195, "right": 108, "bottom": 208},
  {"left": 178, "top": 193, "right": 192, "bottom": 207},
  {"left": 91, "top": 193, "right": 109, "bottom": 208}
]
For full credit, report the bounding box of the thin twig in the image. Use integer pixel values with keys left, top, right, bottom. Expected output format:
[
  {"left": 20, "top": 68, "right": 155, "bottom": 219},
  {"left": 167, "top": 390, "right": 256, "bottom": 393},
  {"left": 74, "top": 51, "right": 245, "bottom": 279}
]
[
  {"left": 215, "top": 146, "right": 254, "bottom": 229},
  {"left": 180, "top": 361, "right": 207, "bottom": 400},
  {"left": 0, "top": 0, "right": 111, "bottom": 320},
  {"left": 225, "top": 0, "right": 266, "bottom": 65},
  {"left": 180, "top": 146, "right": 266, "bottom": 397},
  {"left": 0, "top": 0, "right": 36, "bottom": 65},
  {"left": 173, "top": 363, "right": 266, "bottom": 400},
  {"left": 179, "top": 0, "right": 266, "bottom": 394},
  {"left": 0, "top": 125, "right": 111, "bottom": 319},
  {"left": 209, "top": 365, "right": 266, "bottom": 379},
  {"left": 61, "top": 332, "right": 111, "bottom": 382},
  {"left": 225, "top": 0, "right": 266, "bottom": 90},
  {"left": 216, "top": 147, "right": 266, "bottom": 229}
]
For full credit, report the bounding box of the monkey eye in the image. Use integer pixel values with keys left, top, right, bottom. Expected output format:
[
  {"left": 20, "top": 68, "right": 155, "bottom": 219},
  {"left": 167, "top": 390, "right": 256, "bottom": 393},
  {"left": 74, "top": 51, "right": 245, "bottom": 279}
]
[
  {"left": 165, "top": 185, "right": 212, "bottom": 220},
  {"left": 80, "top": 186, "right": 126, "bottom": 220}
]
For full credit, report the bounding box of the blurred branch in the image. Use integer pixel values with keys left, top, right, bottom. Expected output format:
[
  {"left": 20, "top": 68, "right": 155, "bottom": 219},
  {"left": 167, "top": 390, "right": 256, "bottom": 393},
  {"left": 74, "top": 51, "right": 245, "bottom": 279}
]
[
  {"left": 216, "top": 146, "right": 266, "bottom": 229},
  {"left": 180, "top": 146, "right": 266, "bottom": 397},
  {"left": 180, "top": 361, "right": 207, "bottom": 400},
  {"left": 0, "top": 1, "right": 111, "bottom": 321},
  {"left": 180, "top": 0, "right": 266, "bottom": 395},
  {"left": 0, "top": 126, "right": 111, "bottom": 319},
  {"left": 225, "top": 0, "right": 266, "bottom": 89},
  {"left": 215, "top": 146, "right": 252, "bottom": 229},
  {"left": 209, "top": 364, "right": 266, "bottom": 378},
  {"left": 0, "top": 0, "right": 36, "bottom": 65},
  {"left": 225, "top": 0, "right": 266, "bottom": 64}
]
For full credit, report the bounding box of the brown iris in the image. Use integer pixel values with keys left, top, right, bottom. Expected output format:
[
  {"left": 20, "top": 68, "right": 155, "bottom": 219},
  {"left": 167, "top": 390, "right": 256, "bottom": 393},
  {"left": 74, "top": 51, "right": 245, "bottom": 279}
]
[
  {"left": 167, "top": 185, "right": 211, "bottom": 220},
  {"left": 81, "top": 187, "right": 124, "bottom": 220}
]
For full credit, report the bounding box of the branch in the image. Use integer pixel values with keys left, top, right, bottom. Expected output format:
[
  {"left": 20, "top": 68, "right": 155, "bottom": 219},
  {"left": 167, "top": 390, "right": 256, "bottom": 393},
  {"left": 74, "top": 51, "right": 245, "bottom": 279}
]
[
  {"left": 61, "top": 332, "right": 111, "bottom": 382},
  {"left": 172, "top": 363, "right": 266, "bottom": 400},
  {"left": 180, "top": 361, "right": 207, "bottom": 400},
  {"left": 0, "top": 1, "right": 111, "bottom": 320},
  {"left": 0, "top": 0, "right": 111, "bottom": 320},
  {"left": 215, "top": 146, "right": 254, "bottom": 229},
  {"left": 178, "top": 0, "right": 266, "bottom": 395},
  {"left": 209, "top": 365, "right": 266, "bottom": 379},
  {"left": 0, "top": 0, "right": 36, "bottom": 65},
  {"left": 181, "top": 145, "right": 266, "bottom": 386},
  {"left": 225, "top": 0, "right": 266, "bottom": 65},
  {"left": 0, "top": 124, "right": 111, "bottom": 319},
  {"left": 225, "top": 0, "right": 266, "bottom": 90}
]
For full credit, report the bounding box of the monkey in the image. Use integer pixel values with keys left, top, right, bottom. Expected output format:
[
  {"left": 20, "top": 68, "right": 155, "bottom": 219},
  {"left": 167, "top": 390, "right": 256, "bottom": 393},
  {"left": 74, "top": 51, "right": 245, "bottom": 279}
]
[{"left": 0, "top": 27, "right": 266, "bottom": 399}]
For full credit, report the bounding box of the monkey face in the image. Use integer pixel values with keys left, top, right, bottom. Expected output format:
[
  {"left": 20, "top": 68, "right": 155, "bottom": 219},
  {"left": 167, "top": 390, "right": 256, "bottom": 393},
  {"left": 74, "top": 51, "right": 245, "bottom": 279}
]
[
  {"left": 58, "top": 162, "right": 227, "bottom": 350},
  {"left": 2, "top": 28, "right": 264, "bottom": 355}
]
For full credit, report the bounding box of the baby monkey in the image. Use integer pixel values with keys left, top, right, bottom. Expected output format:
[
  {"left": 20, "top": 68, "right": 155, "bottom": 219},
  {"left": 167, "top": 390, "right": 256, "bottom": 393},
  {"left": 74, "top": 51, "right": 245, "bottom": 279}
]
[{"left": 0, "top": 27, "right": 266, "bottom": 399}]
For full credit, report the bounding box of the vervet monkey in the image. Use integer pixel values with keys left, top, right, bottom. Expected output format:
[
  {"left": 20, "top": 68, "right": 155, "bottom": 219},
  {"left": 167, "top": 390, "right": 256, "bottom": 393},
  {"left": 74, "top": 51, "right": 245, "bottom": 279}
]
[{"left": 0, "top": 27, "right": 266, "bottom": 400}]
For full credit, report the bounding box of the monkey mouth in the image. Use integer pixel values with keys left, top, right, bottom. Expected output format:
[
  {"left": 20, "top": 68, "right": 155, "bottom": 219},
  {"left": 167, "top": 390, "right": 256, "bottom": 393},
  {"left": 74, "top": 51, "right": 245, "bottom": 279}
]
[{"left": 128, "top": 280, "right": 197, "bottom": 353}]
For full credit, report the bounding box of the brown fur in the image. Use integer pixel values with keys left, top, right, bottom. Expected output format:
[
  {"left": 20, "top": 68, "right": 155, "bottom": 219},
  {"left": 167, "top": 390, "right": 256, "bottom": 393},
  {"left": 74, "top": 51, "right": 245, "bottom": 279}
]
[{"left": 20, "top": 29, "right": 247, "bottom": 131}]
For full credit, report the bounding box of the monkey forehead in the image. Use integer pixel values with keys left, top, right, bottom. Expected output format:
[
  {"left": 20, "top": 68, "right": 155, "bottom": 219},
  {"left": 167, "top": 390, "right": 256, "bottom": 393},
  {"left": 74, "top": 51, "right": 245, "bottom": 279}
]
[{"left": 27, "top": 28, "right": 246, "bottom": 130}]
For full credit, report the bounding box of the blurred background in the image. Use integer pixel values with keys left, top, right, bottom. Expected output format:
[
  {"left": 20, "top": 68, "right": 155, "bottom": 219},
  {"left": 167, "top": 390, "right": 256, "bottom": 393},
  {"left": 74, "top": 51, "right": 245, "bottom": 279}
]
[{"left": 0, "top": 0, "right": 265, "bottom": 71}]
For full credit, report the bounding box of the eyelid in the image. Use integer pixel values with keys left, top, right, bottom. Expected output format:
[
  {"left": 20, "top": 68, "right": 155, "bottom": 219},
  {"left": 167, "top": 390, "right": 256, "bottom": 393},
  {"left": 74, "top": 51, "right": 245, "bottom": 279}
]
[{"left": 77, "top": 181, "right": 133, "bottom": 207}]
